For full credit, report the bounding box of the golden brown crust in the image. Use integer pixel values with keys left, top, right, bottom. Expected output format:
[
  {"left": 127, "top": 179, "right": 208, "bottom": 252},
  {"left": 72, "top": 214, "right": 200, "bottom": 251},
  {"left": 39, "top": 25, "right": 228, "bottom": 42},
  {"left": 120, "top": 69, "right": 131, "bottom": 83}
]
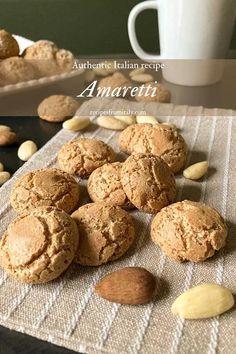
[
  {"left": 0, "top": 206, "right": 79, "bottom": 283},
  {"left": 120, "top": 153, "right": 176, "bottom": 214},
  {"left": 23, "top": 40, "right": 74, "bottom": 76},
  {"left": 135, "top": 82, "right": 171, "bottom": 103},
  {"left": 151, "top": 200, "right": 227, "bottom": 262},
  {"left": 38, "top": 95, "right": 80, "bottom": 122},
  {"left": 87, "top": 162, "right": 133, "bottom": 209},
  {"left": 10, "top": 168, "right": 80, "bottom": 214},
  {"left": 72, "top": 203, "right": 135, "bottom": 266},
  {"left": 57, "top": 138, "right": 116, "bottom": 177},
  {"left": 0, "top": 57, "right": 38, "bottom": 85},
  {"left": 118, "top": 124, "right": 187, "bottom": 173},
  {"left": 0, "top": 30, "right": 19, "bottom": 59}
]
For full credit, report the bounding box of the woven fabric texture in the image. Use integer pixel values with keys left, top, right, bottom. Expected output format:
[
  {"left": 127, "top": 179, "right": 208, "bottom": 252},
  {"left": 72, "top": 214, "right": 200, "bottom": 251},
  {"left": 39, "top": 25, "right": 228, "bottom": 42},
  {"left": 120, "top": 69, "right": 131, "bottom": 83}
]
[{"left": 0, "top": 98, "right": 236, "bottom": 354}]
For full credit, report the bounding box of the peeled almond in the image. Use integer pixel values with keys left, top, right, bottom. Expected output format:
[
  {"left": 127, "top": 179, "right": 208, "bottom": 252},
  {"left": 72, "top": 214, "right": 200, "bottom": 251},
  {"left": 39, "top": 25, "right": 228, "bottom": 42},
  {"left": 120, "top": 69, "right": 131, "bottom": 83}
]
[
  {"left": 183, "top": 161, "right": 208, "bottom": 180},
  {"left": 131, "top": 74, "right": 154, "bottom": 83},
  {"left": 114, "top": 115, "right": 136, "bottom": 125},
  {"left": 0, "top": 171, "right": 10, "bottom": 186},
  {"left": 129, "top": 67, "right": 146, "bottom": 77},
  {"left": 136, "top": 115, "right": 159, "bottom": 124},
  {"left": 0, "top": 125, "right": 11, "bottom": 132},
  {"left": 63, "top": 116, "right": 90, "bottom": 131},
  {"left": 18, "top": 141, "right": 38, "bottom": 161},
  {"left": 172, "top": 283, "right": 234, "bottom": 319},
  {"left": 97, "top": 116, "right": 128, "bottom": 130}
]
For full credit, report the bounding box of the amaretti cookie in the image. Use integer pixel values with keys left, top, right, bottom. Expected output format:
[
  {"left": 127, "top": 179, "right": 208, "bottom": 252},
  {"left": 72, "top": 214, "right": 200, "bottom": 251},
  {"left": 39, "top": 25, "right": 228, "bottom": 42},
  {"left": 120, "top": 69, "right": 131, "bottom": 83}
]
[
  {"left": 10, "top": 168, "right": 80, "bottom": 214},
  {"left": 72, "top": 203, "right": 135, "bottom": 266},
  {"left": 23, "top": 40, "right": 74, "bottom": 76},
  {"left": 135, "top": 82, "right": 171, "bottom": 103},
  {"left": 0, "top": 206, "right": 79, "bottom": 283},
  {"left": 119, "top": 123, "right": 187, "bottom": 173},
  {"left": 87, "top": 162, "right": 132, "bottom": 209},
  {"left": 121, "top": 153, "right": 176, "bottom": 214},
  {"left": 99, "top": 72, "right": 132, "bottom": 93},
  {"left": 151, "top": 200, "right": 227, "bottom": 262},
  {"left": 58, "top": 138, "right": 116, "bottom": 177},
  {"left": 0, "top": 57, "right": 38, "bottom": 85},
  {"left": 0, "top": 30, "right": 19, "bottom": 59},
  {"left": 38, "top": 95, "right": 80, "bottom": 122}
]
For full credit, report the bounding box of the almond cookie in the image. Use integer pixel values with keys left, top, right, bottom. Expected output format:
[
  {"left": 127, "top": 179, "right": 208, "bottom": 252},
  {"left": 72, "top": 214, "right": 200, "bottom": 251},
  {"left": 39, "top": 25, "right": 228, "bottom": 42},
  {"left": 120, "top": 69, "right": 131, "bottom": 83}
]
[
  {"left": 135, "top": 82, "right": 171, "bottom": 103},
  {"left": 58, "top": 138, "right": 116, "bottom": 177},
  {"left": 0, "top": 57, "right": 38, "bottom": 85},
  {"left": 10, "top": 168, "right": 80, "bottom": 214},
  {"left": 119, "top": 123, "right": 187, "bottom": 173},
  {"left": 23, "top": 40, "right": 74, "bottom": 76},
  {"left": 0, "top": 206, "right": 79, "bottom": 283},
  {"left": 0, "top": 30, "right": 19, "bottom": 59},
  {"left": 38, "top": 95, "right": 80, "bottom": 122},
  {"left": 99, "top": 72, "right": 132, "bottom": 94},
  {"left": 121, "top": 153, "right": 176, "bottom": 214},
  {"left": 87, "top": 162, "right": 132, "bottom": 209},
  {"left": 72, "top": 203, "right": 135, "bottom": 266},
  {"left": 151, "top": 200, "right": 227, "bottom": 262}
]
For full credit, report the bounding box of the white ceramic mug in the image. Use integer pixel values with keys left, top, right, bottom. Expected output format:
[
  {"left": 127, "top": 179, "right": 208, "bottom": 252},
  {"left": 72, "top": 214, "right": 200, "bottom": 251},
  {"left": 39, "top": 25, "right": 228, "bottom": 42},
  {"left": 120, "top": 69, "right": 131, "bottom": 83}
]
[{"left": 128, "top": 0, "right": 236, "bottom": 86}]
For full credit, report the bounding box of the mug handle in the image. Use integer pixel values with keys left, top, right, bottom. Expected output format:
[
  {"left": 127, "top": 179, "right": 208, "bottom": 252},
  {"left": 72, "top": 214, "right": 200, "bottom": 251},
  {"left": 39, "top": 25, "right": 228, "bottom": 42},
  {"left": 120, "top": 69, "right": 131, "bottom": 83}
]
[{"left": 128, "top": 0, "right": 163, "bottom": 61}]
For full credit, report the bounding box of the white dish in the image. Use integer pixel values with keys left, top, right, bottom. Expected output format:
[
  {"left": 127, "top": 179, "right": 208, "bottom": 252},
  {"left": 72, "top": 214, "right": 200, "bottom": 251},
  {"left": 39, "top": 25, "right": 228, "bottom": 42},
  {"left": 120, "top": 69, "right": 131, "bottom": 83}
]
[{"left": 0, "top": 35, "right": 84, "bottom": 97}]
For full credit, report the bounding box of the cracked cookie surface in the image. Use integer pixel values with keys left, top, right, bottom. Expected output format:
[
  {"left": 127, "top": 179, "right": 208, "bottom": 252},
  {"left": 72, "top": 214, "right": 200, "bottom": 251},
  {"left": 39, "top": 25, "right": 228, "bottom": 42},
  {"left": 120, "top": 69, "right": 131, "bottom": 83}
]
[
  {"left": 57, "top": 138, "right": 116, "bottom": 177},
  {"left": 10, "top": 168, "right": 80, "bottom": 214},
  {"left": 87, "top": 162, "right": 133, "bottom": 209},
  {"left": 121, "top": 153, "right": 176, "bottom": 214},
  {"left": 0, "top": 30, "right": 19, "bottom": 59},
  {"left": 0, "top": 206, "right": 79, "bottom": 283},
  {"left": 72, "top": 203, "right": 135, "bottom": 266},
  {"left": 151, "top": 200, "right": 227, "bottom": 262},
  {"left": 118, "top": 123, "right": 187, "bottom": 173},
  {"left": 37, "top": 95, "right": 80, "bottom": 122}
]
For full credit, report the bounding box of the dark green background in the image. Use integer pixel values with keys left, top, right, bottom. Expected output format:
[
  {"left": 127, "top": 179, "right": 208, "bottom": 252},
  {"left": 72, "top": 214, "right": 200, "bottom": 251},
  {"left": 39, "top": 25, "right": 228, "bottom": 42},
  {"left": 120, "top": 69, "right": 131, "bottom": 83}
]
[{"left": 0, "top": 0, "right": 236, "bottom": 55}]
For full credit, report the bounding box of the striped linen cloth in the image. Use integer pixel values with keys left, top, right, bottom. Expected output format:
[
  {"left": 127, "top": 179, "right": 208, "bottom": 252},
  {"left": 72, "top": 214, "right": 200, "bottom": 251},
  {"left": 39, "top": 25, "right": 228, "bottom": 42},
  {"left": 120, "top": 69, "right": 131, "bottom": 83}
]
[{"left": 0, "top": 98, "right": 236, "bottom": 354}]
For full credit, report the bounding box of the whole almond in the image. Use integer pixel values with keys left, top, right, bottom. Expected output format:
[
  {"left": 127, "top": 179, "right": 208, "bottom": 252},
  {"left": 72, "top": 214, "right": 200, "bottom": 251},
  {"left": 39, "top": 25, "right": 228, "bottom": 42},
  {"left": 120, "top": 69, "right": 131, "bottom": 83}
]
[
  {"left": 129, "top": 67, "right": 146, "bottom": 77},
  {"left": 114, "top": 115, "right": 136, "bottom": 125},
  {"left": 95, "top": 267, "right": 156, "bottom": 305},
  {"left": 18, "top": 140, "right": 38, "bottom": 161},
  {"left": 183, "top": 161, "right": 209, "bottom": 180},
  {"left": 0, "top": 131, "right": 17, "bottom": 146},
  {"left": 171, "top": 283, "right": 234, "bottom": 319},
  {"left": 131, "top": 74, "right": 154, "bottom": 83},
  {"left": 0, "top": 162, "right": 4, "bottom": 172},
  {"left": 0, "top": 171, "right": 10, "bottom": 186},
  {"left": 97, "top": 116, "right": 128, "bottom": 130},
  {"left": 136, "top": 115, "right": 159, "bottom": 124},
  {"left": 63, "top": 116, "right": 90, "bottom": 131}
]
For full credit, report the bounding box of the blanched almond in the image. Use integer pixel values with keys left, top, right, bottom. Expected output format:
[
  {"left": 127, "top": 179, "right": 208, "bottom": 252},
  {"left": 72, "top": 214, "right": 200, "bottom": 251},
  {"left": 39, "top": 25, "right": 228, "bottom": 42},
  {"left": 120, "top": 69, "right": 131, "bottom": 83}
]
[
  {"left": 18, "top": 141, "right": 38, "bottom": 161},
  {"left": 136, "top": 115, "right": 159, "bottom": 124},
  {"left": 171, "top": 283, "right": 234, "bottom": 319},
  {"left": 129, "top": 67, "right": 146, "bottom": 77},
  {"left": 97, "top": 116, "right": 128, "bottom": 130},
  {"left": 95, "top": 267, "right": 156, "bottom": 305},
  {"left": 131, "top": 74, "right": 154, "bottom": 83},
  {"left": 114, "top": 115, "right": 136, "bottom": 125},
  {"left": 0, "top": 131, "right": 17, "bottom": 146},
  {"left": 63, "top": 116, "right": 90, "bottom": 131},
  {"left": 183, "top": 161, "right": 208, "bottom": 180},
  {"left": 0, "top": 171, "right": 10, "bottom": 186}
]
